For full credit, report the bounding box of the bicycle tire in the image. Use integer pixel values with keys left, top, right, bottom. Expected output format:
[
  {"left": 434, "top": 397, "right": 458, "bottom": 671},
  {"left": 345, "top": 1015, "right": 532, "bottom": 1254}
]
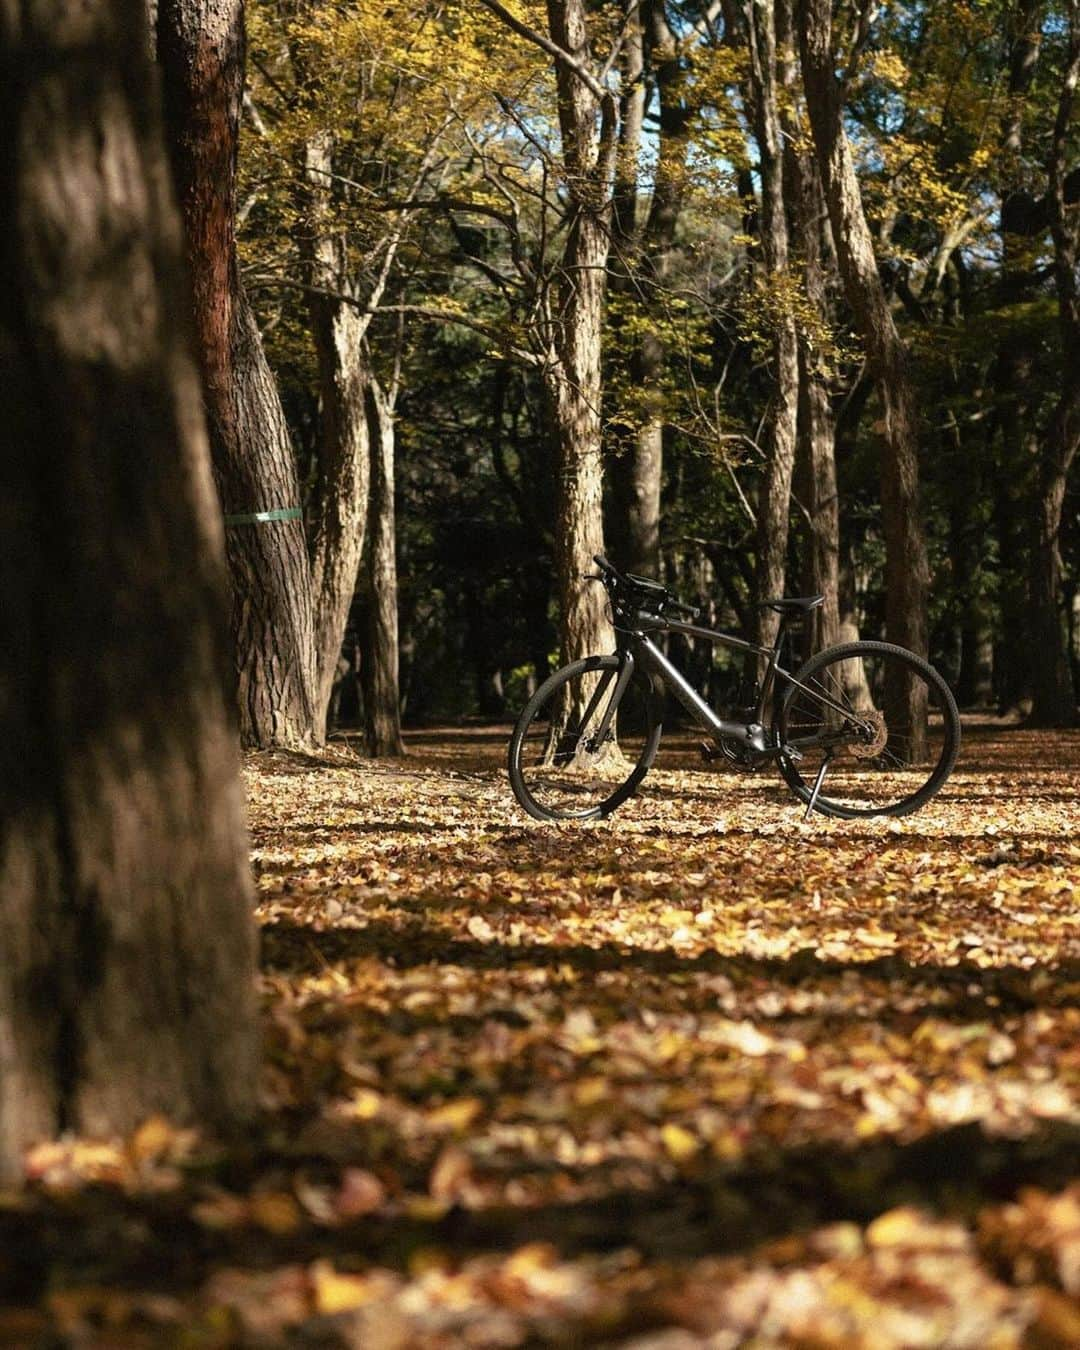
[
  {"left": 776, "top": 640, "right": 961, "bottom": 818},
  {"left": 508, "top": 655, "right": 662, "bottom": 821}
]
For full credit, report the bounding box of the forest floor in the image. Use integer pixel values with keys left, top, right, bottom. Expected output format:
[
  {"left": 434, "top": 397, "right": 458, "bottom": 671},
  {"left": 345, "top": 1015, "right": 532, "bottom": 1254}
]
[{"left": 3, "top": 723, "right": 1080, "bottom": 1347}]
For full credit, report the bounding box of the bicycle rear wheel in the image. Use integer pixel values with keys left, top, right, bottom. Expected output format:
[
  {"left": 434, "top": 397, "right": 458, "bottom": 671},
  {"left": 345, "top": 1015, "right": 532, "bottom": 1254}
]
[
  {"left": 508, "top": 656, "right": 661, "bottom": 821},
  {"left": 777, "top": 641, "right": 960, "bottom": 818}
]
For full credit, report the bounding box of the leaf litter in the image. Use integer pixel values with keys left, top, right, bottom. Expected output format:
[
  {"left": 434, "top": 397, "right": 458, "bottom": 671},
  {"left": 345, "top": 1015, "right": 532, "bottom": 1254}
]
[{"left": 2, "top": 721, "right": 1079, "bottom": 1346}]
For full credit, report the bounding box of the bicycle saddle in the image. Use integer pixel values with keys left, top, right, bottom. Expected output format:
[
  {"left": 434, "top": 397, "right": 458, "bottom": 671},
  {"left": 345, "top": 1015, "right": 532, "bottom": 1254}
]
[{"left": 756, "top": 595, "right": 825, "bottom": 614}]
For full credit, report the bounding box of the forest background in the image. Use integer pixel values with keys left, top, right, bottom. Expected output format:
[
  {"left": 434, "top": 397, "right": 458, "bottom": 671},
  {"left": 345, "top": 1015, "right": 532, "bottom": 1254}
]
[{"left": 210, "top": 0, "right": 1080, "bottom": 751}]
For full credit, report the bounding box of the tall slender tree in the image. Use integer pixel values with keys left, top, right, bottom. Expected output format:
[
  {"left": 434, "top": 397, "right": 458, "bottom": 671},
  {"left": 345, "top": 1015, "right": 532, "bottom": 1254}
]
[
  {"left": 1029, "top": 1, "right": 1080, "bottom": 725},
  {"left": 788, "top": 123, "right": 841, "bottom": 657},
  {"left": 481, "top": 0, "right": 620, "bottom": 666},
  {"left": 157, "top": 0, "right": 319, "bottom": 749},
  {"left": 1, "top": 0, "right": 257, "bottom": 1182},
  {"left": 798, "top": 0, "right": 930, "bottom": 756},
  {"left": 609, "top": 0, "right": 697, "bottom": 580},
  {"left": 745, "top": 0, "right": 800, "bottom": 650}
]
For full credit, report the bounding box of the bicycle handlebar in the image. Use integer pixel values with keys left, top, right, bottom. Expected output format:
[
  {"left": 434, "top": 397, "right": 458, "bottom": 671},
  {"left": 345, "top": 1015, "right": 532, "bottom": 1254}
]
[
  {"left": 591, "top": 554, "right": 700, "bottom": 620},
  {"left": 592, "top": 553, "right": 621, "bottom": 580}
]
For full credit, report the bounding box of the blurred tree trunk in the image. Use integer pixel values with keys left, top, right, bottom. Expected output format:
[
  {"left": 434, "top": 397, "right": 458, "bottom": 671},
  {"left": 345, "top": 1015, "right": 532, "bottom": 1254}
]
[
  {"left": 798, "top": 0, "right": 929, "bottom": 757},
  {"left": 302, "top": 132, "right": 373, "bottom": 738},
  {"left": 0, "top": 0, "right": 257, "bottom": 1183},
  {"left": 1029, "top": 12, "right": 1080, "bottom": 726},
  {"left": 748, "top": 0, "right": 800, "bottom": 651},
  {"left": 157, "top": 0, "right": 317, "bottom": 748},
  {"left": 363, "top": 376, "right": 405, "bottom": 755}
]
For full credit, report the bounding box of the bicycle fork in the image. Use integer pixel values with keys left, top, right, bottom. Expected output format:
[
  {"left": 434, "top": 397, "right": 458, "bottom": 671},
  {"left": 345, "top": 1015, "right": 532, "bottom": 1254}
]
[{"left": 582, "top": 654, "right": 637, "bottom": 750}]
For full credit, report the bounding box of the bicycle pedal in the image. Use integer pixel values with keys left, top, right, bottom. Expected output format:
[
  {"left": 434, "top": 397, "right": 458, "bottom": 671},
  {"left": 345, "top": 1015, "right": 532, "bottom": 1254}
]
[
  {"left": 698, "top": 741, "right": 720, "bottom": 764},
  {"left": 781, "top": 744, "right": 804, "bottom": 762}
]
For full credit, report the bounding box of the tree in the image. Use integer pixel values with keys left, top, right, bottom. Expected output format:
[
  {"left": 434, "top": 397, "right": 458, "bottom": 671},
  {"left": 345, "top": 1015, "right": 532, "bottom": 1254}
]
[
  {"left": 1029, "top": 1, "right": 1080, "bottom": 725},
  {"left": 480, "top": 0, "right": 619, "bottom": 668},
  {"left": 797, "top": 0, "right": 930, "bottom": 756},
  {"left": 743, "top": 0, "right": 800, "bottom": 649},
  {"left": 157, "top": 0, "right": 319, "bottom": 749},
  {"left": 0, "top": 0, "right": 257, "bottom": 1182},
  {"left": 608, "top": 0, "right": 698, "bottom": 580},
  {"left": 788, "top": 114, "right": 841, "bottom": 657},
  {"left": 242, "top": 0, "right": 488, "bottom": 748}
]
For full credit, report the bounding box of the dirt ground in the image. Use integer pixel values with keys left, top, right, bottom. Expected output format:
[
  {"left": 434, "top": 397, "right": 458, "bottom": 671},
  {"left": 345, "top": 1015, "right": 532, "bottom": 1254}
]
[{"left": 3, "top": 722, "right": 1079, "bottom": 1346}]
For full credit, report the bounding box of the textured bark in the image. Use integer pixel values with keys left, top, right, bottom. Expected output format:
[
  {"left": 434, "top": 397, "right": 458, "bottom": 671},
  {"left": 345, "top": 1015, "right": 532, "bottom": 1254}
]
[
  {"left": 615, "top": 418, "right": 664, "bottom": 580},
  {"left": 991, "top": 1, "right": 1044, "bottom": 713},
  {"left": 798, "top": 0, "right": 929, "bottom": 757},
  {"left": 790, "top": 142, "right": 841, "bottom": 657},
  {"left": 1028, "top": 16, "right": 1080, "bottom": 726},
  {"left": 157, "top": 0, "right": 317, "bottom": 748},
  {"left": 302, "top": 133, "right": 372, "bottom": 737},
  {"left": 609, "top": 1, "right": 689, "bottom": 580},
  {"left": 748, "top": 0, "right": 800, "bottom": 651},
  {"left": 545, "top": 0, "right": 616, "bottom": 663},
  {"left": 0, "top": 0, "right": 257, "bottom": 1182},
  {"left": 362, "top": 380, "right": 405, "bottom": 756}
]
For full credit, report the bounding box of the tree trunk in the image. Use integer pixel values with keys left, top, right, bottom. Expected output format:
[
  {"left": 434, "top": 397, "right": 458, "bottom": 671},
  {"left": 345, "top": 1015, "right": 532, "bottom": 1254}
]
[
  {"left": 609, "top": 0, "right": 689, "bottom": 581},
  {"left": 991, "top": 0, "right": 1044, "bottom": 713},
  {"left": 363, "top": 378, "right": 405, "bottom": 756},
  {"left": 1029, "top": 465, "right": 1075, "bottom": 723},
  {"left": 790, "top": 140, "right": 841, "bottom": 657},
  {"left": 545, "top": 0, "right": 616, "bottom": 664},
  {"left": 1028, "top": 17, "right": 1080, "bottom": 726},
  {"left": 798, "top": 0, "right": 929, "bottom": 757},
  {"left": 749, "top": 0, "right": 800, "bottom": 652},
  {"left": 303, "top": 133, "right": 373, "bottom": 736},
  {"left": 157, "top": 0, "right": 318, "bottom": 749},
  {"left": 0, "top": 0, "right": 257, "bottom": 1183}
]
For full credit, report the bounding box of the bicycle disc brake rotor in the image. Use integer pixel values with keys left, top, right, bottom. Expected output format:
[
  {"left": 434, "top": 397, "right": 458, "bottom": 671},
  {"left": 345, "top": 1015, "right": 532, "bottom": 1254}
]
[{"left": 849, "top": 709, "right": 888, "bottom": 759}]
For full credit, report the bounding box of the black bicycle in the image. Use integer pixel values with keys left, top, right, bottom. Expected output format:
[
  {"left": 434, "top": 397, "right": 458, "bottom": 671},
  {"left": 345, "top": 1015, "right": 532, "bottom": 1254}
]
[{"left": 508, "top": 555, "right": 960, "bottom": 821}]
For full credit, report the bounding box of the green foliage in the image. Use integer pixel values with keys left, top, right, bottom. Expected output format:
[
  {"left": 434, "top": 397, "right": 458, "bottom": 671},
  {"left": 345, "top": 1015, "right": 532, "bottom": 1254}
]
[{"left": 236, "top": 0, "right": 1080, "bottom": 721}]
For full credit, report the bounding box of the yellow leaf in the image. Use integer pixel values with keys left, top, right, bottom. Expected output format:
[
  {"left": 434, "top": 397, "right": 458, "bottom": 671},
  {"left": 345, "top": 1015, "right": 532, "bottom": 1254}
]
[
  {"left": 866, "top": 1206, "right": 930, "bottom": 1248},
  {"left": 347, "top": 1088, "right": 382, "bottom": 1120},
  {"left": 427, "top": 1097, "right": 483, "bottom": 1131},
  {"left": 504, "top": 1242, "right": 558, "bottom": 1278},
  {"left": 129, "top": 1114, "right": 177, "bottom": 1163},
  {"left": 250, "top": 1191, "right": 302, "bottom": 1234},
  {"left": 661, "top": 1123, "right": 699, "bottom": 1163},
  {"left": 711, "top": 1131, "right": 744, "bottom": 1163},
  {"left": 311, "top": 1261, "right": 375, "bottom": 1315},
  {"left": 573, "top": 1077, "right": 608, "bottom": 1107},
  {"left": 659, "top": 908, "right": 696, "bottom": 927}
]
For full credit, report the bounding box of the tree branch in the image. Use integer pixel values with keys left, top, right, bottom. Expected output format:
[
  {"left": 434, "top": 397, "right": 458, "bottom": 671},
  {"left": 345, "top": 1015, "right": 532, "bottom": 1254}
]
[
  {"left": 245, "top": 275, "right": 543, "bottom": 366},
  {"left": 477, "top": 0, "right": 610, "bottom": 102}
]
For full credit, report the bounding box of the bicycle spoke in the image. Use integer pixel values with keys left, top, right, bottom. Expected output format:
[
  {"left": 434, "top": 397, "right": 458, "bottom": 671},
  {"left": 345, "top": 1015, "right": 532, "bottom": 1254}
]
[
  {"left": 509, "top": 658, "right": 658, "bottom": 819},
  {"left": 778, "top": 642, "right": 960, "bottom": 818}
]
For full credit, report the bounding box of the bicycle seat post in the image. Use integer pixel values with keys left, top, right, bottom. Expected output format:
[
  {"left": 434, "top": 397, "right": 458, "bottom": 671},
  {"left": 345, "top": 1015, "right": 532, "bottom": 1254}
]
[{"left": 755, "top": 611, "right": 792, "bottom": 726}]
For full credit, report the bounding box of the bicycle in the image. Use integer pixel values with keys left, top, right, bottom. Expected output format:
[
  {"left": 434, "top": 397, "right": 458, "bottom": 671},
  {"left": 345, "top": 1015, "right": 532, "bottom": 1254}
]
[{"left": 508, "top": 555, "right": 960, "bottom": 821}]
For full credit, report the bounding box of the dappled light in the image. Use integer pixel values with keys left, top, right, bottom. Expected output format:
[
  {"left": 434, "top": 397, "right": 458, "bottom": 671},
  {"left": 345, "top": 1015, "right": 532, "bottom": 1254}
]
[{"left": 3, "top": 725, "right": 1078, "bottom": 1345}]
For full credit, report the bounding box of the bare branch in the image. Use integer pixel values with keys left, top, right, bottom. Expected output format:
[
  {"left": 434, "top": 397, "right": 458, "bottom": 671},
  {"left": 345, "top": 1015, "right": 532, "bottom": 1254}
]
[
  {"left": 477, "top": 0, "right": 609, "bottom": 102},
  {"left": 245, "top": 274, "right": 543, "bottom": 366}
]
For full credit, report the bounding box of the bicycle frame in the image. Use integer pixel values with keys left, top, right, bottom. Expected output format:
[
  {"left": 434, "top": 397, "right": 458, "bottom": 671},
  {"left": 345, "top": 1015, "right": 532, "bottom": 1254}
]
[{"left": 599, "top": 610, "right": 858, "bottom": 760}]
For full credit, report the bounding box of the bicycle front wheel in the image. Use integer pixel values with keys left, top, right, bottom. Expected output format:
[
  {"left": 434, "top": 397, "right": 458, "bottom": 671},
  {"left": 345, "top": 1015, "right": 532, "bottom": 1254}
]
[
  {"left": 508, "top": 655, "right": 661, "bottom": 821},
  {"left": 777, "top": 641, "right": 960, "bottom": 818}
]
